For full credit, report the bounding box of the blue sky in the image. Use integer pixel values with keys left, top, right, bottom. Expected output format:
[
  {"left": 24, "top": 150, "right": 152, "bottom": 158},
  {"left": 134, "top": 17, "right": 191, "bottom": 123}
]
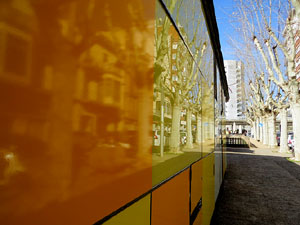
[{"left": 213, "top": 0, "right": 237, "bottom": 60}]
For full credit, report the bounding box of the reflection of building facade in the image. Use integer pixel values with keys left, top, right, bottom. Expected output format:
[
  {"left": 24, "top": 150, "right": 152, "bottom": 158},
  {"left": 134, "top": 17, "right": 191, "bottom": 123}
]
[
  {"left": 153, "top": 24, "right": 181, "bottom": 145},
  {"left": 0, "top": 0, "right": 229, "bottom": 225},
  {"left": 0, "top": 0, "right": 154, "bottom": 223},
  {"left": 153, "top": 23, "right": 192, "bottom": 147},
  {"left": 224, "top": 60, "right": 245, "bottom": 120}
]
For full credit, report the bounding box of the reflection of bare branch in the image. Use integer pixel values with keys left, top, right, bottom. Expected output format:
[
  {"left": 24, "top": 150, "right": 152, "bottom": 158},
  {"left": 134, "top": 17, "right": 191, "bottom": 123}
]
[{"left": 184, "top": 42, "right": 207, "bottom": 94}]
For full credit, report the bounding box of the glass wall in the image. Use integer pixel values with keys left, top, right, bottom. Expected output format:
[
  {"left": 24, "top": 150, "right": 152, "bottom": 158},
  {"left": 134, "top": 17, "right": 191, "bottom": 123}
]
[
  {"left": 152, "top": 0, "right": 216, "bottom": 185},
  {"left": 0, "top": 0, "right": 154, "bottom": 224},
  {"left": 0, "top": 0, "right": 227, "bottom": 224}
]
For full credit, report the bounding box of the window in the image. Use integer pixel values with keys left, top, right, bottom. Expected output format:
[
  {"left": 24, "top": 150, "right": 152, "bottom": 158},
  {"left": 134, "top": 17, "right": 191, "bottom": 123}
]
[
  {"left": 172, "top": 75, "right": 178, "bottom": 82},
  {"left": 102, "top": 75, "right": 121, "bottom": 105},
  {"left": 165, "top": 102, "right": 172, "bottom": 115},
  {"left": 87, "top": 81, "right": 99, "bottom": 101},
  {"left": 0, "top": 23, "right": 32, "bottom": 83}
]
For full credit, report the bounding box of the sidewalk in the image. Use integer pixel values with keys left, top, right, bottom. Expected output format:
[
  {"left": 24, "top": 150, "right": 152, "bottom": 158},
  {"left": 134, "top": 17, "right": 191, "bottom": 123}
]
[{"left": 211, "top": 139, "right": 300, "bottom": 225}]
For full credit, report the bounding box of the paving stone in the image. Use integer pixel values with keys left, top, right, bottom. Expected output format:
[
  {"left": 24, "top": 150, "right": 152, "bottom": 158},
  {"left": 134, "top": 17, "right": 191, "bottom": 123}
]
[{"left": 211, "top": 144, "right": 300, "bottom": 225}]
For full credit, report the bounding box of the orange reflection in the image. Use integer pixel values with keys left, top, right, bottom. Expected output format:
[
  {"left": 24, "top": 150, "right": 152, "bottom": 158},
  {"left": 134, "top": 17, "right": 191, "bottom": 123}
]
[{"left": 0, "top": 0, "right": 154, "bottom": 224}]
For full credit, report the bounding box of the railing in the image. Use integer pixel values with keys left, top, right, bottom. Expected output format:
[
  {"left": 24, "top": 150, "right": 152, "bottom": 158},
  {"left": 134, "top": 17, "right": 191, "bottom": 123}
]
[{"left": 225, "top": 135, "right": 250, "bottom": 148}]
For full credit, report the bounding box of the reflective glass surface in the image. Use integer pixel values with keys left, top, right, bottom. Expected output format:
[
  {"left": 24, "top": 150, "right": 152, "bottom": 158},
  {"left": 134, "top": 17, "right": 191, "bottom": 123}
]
[
  {"left": 0, "top": 0, "right": 226, "bottom": 223},
  {"left": 153, "top": 0, "right": 215, "bottom": 184},
  {"left": 0, "top": 0, "right": 154, "bottom": 224}
]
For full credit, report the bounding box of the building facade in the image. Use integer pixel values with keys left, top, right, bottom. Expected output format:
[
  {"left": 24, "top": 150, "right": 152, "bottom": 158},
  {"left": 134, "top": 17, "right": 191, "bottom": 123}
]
[{"left": 224, "top": 60, "right": 245, "bottom": 121}]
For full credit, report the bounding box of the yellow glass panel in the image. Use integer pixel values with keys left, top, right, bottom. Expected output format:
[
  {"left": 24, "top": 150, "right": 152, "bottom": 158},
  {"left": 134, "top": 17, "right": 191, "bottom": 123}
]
[
  {"left": 191, "top": 160, "right": 203, "bottom": 211},
  {"left": 167, "top": 0, "right": 206, "bottom": 57},
  {"left": 103, "top": 195, "right": 150, "bottom": 225},
  {"left": 152, "top": 169, "right": 189, "bottom": 225},
  {"left": 0, "top": 0, "right": 154, "bottom": 224},
  {"left": 202, "top": 153, "right": 215, "bottom": 225}
]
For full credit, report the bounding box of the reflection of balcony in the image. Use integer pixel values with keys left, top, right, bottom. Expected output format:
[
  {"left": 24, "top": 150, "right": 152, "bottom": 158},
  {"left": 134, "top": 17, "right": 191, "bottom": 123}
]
[{"left": 75, "top": 98, "right": 120, "bottom": 114}]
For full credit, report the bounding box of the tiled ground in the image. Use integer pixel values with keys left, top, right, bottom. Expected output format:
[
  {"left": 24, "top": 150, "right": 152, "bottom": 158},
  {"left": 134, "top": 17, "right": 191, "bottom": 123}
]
[{"left": 211, "top": 145, "right": 300, "bottom": 225}]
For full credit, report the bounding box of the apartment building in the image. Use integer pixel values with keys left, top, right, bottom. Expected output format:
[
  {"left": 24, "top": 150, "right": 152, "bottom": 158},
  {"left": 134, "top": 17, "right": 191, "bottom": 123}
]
[{"left": 224, "top": 60, "right": 245, "bottom": 120}]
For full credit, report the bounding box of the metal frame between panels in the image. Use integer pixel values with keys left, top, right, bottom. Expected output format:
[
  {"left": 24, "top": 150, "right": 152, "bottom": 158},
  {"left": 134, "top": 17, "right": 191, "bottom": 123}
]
[
  {"left": 159, "top": 0, "right": 229, "bottom": 102},
  {"left": 199, "top": 0, "right": 229, "bottom": 102}
]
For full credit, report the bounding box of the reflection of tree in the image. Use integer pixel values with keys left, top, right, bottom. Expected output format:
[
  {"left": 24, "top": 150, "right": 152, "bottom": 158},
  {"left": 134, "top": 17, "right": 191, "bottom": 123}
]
[
  {"left": 154, "top": 0, "right": 212, "bottom": 153},
  {"left": 231, "top": 0, "right": 300, "bottom": 159},
  {"left": 0, "top": 0, "right": 154, "bottom": 219}
]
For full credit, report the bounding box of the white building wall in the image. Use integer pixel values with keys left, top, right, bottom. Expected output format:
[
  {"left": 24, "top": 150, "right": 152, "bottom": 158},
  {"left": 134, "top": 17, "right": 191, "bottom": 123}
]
[{"left": 224, "top": 60, "right": 245, "bottom": 120}]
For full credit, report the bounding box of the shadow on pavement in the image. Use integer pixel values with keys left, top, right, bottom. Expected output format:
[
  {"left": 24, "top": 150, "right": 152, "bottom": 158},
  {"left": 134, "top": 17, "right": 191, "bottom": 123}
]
[
  {"left": 211, "top": 152, "right": 300, "bottom": 225},
  {"left": 226, "top": 147, "right": 254, "bottom": 154}
]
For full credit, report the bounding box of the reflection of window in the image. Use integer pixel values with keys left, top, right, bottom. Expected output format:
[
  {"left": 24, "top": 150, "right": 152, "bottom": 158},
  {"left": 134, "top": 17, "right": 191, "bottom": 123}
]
[
  {"left": 11, "top": 117, "right": 48, "bottom": 141},
  {"left": 172, "top": 65, "right": 177, "bottom": 71},
  {"left": 0, "top": 23, "right": 32, "bottom": 83},
  {"left": 165, "top": 102, "right": 172, "bottom": 115},
  {"left": 102, "top": 76, "right": 121, "bottom": 105},
  {"left": 172, "top": 75, "right": 178, "bottom": 82},
  {"left": 87, "top": 81, "right": 98, "bottom": 101},
  {"left": 172, "top": 53, "right": 176, "bottom": 60},
  {"left": 172, "top": 43, "right": 178, "bottom": 49}
]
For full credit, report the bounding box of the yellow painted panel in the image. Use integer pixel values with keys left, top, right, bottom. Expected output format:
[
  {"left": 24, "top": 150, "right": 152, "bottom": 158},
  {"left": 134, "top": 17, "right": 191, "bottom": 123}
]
[
  {"left": 103, "top": 195, "right": 151, "bottom": 225},
  {"left": 152, "top": 169, "right": 190, "bottom": 225},
  {"left": 191, "top": 160, "right": 203, "bottom": 211},
  {"left": 202, "top": 153, "right": 215, "bottom": 225}
]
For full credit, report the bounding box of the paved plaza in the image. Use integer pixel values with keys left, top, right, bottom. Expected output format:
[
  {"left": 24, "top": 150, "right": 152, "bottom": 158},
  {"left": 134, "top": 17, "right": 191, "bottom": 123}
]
[{"left": 211, "top": 140, "right": 300, "bottom": 225}]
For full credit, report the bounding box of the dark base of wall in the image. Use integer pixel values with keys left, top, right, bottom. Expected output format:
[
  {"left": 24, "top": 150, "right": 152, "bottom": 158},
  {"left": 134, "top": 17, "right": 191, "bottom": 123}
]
[{"left": 209, "top": 172, "right": 226, "bottom": 225}]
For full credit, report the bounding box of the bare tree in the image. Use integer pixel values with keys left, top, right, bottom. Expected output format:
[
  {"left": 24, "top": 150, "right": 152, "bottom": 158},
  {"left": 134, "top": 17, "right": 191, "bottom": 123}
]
[
  {"left": 155, "top": 0, "right": 209, "bottom": 153},
  {"left": 230, "top": 0, "right": 300, "bottom": 157}
]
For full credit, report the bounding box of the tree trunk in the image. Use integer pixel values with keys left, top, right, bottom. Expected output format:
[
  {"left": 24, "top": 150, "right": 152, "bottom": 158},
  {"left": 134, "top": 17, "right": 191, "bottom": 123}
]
[
  {"left": 196, "top": 112, "right": 201, "bottom": 145},
  {"left": 268, "top": 113, "right": 276, "bottom": 149},
  {"left": 259, "top": 117, "right": 263, "bottom": 142},
  {"left": 263, "top": 117, "right": 268, "bottom": 146},
  {"left": 137, "top": 88, "right": 152, "bottom": 158},
  {"left": 170, "top": 93, "right": 181, "bottom": 153},
  {"left": 256, "top": 118, "right": 260, "bottom": 141},
  {"left": 291, "top": 103, "right": 300, "bottom": 160},
  {"left": 186, "top": 109, "right": 193, "bottom": 149},
  {"left": 253, "top": 120, "right": 257, "bottom": 139},
  {"left": 279, "top": 108, "right": 289, "bottom": 153}
]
